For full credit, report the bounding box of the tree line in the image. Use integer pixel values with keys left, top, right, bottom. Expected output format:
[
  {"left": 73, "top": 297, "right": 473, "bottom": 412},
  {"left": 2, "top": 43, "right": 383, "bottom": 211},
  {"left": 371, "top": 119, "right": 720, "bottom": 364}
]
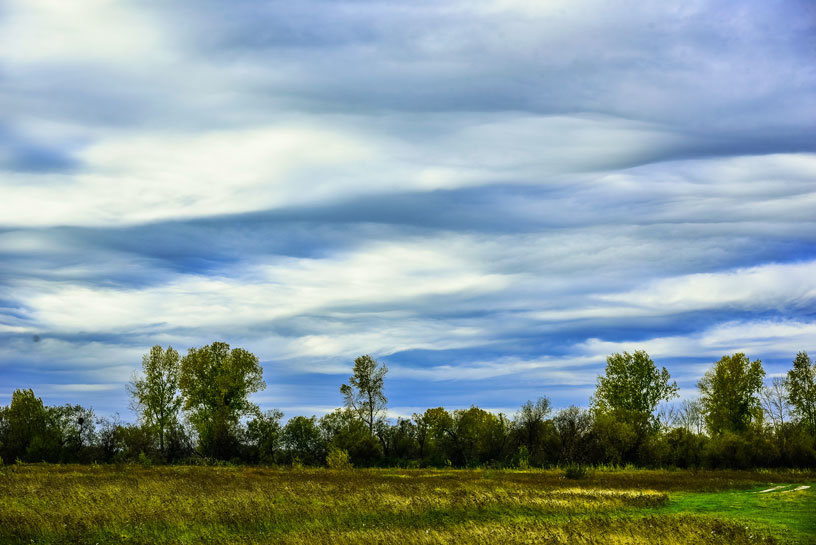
[{"left": 1, "top": 343, "right": 815, "bottom": 469}]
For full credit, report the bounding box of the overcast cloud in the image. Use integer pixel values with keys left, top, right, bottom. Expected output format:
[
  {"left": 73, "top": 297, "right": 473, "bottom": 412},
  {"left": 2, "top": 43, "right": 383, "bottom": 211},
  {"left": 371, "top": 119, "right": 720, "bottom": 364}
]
[{"left": 1, "top": 0, "right": 815, "bottom": 417}]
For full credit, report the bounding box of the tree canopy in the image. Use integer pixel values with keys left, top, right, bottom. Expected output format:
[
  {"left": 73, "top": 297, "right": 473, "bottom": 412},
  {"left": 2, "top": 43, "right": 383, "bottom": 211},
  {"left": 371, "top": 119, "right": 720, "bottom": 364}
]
[
  {"left": 592, "top": 350, "right": 678, "bottom": 429},
  {"left": 787, "top": 351, "right": 816, "bottom": 434},
  {"left": 180, "top": 342, "right": 265, "bottom": 458},
  {"left": 340, "top": 355, "right": 388, "bottom": 435},
  {"left": 128, "top": 345, "right": 182, "bottom": 455},
  {"left": 698, "top": 353, "right": 765, "bottom": 435}
]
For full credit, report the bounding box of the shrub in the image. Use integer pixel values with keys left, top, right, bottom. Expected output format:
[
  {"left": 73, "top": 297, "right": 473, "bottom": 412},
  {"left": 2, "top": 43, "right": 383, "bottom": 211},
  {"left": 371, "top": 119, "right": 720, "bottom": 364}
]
[
  {"left": 514, "top": 446, "right": 530, "bottom": 469},
  {"left": 138, "top": 452, "right": 153, "bottom": 469},
  {"left": 326, "top": 447, "right": 353, "bottom": 469},
  {"left": 564, "top": 463, "right": 588, "bottom": 479}
]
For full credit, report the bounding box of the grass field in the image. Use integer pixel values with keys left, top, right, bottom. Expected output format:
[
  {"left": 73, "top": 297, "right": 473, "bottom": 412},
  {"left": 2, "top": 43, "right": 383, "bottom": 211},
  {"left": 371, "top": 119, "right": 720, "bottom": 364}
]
[{"left": 1, "top": 465, "right": 814, "bottom": 544}]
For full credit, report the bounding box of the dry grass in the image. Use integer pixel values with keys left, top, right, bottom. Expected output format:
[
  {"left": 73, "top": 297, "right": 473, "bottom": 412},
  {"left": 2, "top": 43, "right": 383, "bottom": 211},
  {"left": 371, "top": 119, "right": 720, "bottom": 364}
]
[{"left": 1, "top": 465, "right": 811, "bottom": 544}]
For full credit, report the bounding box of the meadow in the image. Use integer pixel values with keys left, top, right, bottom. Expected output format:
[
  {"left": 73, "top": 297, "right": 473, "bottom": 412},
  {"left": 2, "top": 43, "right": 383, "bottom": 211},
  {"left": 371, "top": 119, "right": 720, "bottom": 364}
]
[{"left": 1, "top": 466, "right": 814, "bottom": 544}]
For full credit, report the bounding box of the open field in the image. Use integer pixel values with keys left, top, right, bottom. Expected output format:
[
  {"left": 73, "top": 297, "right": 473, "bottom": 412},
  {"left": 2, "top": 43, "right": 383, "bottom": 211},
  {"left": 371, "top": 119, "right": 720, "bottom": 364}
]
[{"left": 1, "top": 466, "right": 814, "bottom": 544}]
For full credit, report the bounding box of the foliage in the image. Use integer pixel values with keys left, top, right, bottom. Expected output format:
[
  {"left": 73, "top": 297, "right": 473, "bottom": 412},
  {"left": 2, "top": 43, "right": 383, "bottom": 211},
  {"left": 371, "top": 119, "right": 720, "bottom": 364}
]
[
  {"left": 592, "top": 350, "right": 678, "bottom": 431},
  {"left": 1, "top": 389, "right": 50, "bottom": 462},
  {"left": 340, "top": 354, "right": 388, "bottom": 436},
  {"left": 699, "top": 353, "right": 765, "bottom": 435},
  {"left": 320, "top": 409, "right": 380, "bottom": 465},
  {"left": 325, "top": 446, "right": 353, "bottom": 469},
  {"left": 513, "top": 397, "right": 552, "bottom": 464},
  {"left": 449, "top": 406, "right": 510, "bottom": 467},
  {"left": 2, "top": 346, "right": 816, "bottom": 471},
  {"left": 128, "top": 345, "right": 183, "bottom": 455},
  {"left": 246, "top": 409, "right": 284, "bottom": 464},
  {"left": 787, "top": 351, "right": 816, "bottom": 435},
  {"left": 412, "top": 406, "right": 453, "bottom": 465},
  {"left": 564, "top": 463, "right": 589, "bottom": 479},
  {"left": 180, "top": 342, "right": 265, "bottom": 459},
  {"left": 552, "top": 405, "right": 592, "bottom": 464},
  {"left": 282, "top": 415, "right": 324, "bottom": 466}
]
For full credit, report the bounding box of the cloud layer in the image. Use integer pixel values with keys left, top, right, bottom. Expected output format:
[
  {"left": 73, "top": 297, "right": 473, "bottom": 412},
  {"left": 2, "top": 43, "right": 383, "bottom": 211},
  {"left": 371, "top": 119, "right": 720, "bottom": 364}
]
[{"left": 1, "top": 0, "right": 815, "bottom": 417}]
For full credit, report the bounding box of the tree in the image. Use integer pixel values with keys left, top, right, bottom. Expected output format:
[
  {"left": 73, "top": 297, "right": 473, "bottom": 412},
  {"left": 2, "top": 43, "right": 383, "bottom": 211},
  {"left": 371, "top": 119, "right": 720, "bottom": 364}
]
[
  {"left": 592, "top": 350, "right": 678, "bottom": 430},
  {"left": 319, "top": 408, "right": 381, "bottom": 465},
  {"left": 553, "top": 406, "right": 592, "bottom": 464},
  {"left": 673, "top": 399, "right": 705, "bottom": 435},
  {"left": 247, "top": 409, "right": 284, "bottom": 464},
  {"left": 448, "top": 406, "right": 508, "bottom": 466},
  {"left": 180, "top": 342, "right": 265, "bottom": 459},
  {"left": 95, "top": 414, "right": 123, "bottom": 463},
  {"left": 282, "top": 415, "right": 324, "bottom": 465},
  {"left": 698, "top": 353, "right": 765, "bottom": 435},
  {"left": 760, "top": 377, "right": 790, "bottom": 429},
  {"left": 340, "top": 355, "right": 387, "bottom": 435},
  {"left": 49, "top": 404, "right": 96, "bottom": 462},
  {"left": 786, "top": 351, "right": 816, "bottom": 435},
  {"left": 128, "top": 345, "right": 183, "bottom": 455},
  {"left": 514, "top": 397, "right": 552, "bottom": 462},
  {"left": 413, "top": 407, "right": 452, "bottom": 464},
  {"left": 3, "top": 389, "right": 49, "bottom": 462}
]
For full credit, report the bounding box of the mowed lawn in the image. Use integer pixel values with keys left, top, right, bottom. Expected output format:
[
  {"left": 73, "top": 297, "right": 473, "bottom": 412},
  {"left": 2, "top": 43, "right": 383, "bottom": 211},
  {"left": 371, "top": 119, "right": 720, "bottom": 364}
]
[{"left": 1, "top": 465, "right": 814, "bottom": 544}]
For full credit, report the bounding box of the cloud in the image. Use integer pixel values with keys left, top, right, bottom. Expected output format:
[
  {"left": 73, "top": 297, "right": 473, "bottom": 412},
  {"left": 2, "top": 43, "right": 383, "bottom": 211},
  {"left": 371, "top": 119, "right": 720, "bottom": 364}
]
[{"left": 1, "top": 0, "right": 815, "bottom": 416}]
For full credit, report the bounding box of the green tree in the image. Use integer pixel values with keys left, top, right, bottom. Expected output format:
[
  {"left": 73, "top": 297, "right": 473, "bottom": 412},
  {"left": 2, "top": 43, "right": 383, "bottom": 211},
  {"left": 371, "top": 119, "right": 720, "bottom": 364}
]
[
  {"left": 340, "top": 355, "right": 387, "bottom": 435},
  {"left": 699, "top": 353, "right": 765, "bottom": 435},
  {"left": 128, "top": 345, "right": 183, "bottom": 455},
  {"left": 448, "top": 406, "right": 508, "bottom": 467},
  {"left": 514, "top": 397, "right": 552, "bottom": 462},
  {"left": 413, "top": 407, "right": 453, "bottom": 464},
  {"left": 592, "top": 350, "right": 678, "bottom": 429},
  {"left": 246, "top": 409, "right": 284, "bottom": 464},
  {"left": 787, "top": 351, "right": 816, "bottom": 435},
  {"left": 49, "top": 404, "right": 95, "bottom": 462},
  {"left": 180, "top": 342, "right": 265, "bottom": 459},
  {"left": 553, "top": 406, "right": 592, "bottom": 464},
  {"left": 282, "top": 415, "right": 324, "bottom": 465},
  {"left": 3, "top": 389, "right": 49, "bottom": 462},
  {"left": 319, "top": 408, "right": 380, "bottom": 465}
]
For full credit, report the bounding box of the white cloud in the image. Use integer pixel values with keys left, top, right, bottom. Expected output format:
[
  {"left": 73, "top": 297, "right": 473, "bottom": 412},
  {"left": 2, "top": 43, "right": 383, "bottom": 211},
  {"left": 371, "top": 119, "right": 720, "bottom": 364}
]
[
  {"left": 0, "top": 0, "right": 168, "bottom": 65},
  {"left": 601, "top": 260, "right": 816, "bottom": 312}
]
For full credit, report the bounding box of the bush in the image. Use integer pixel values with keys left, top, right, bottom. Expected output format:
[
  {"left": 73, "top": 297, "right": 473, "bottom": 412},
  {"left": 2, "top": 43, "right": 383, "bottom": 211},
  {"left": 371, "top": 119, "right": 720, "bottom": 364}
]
[
  {"left": 514, "top": 446, "right": 530, "bottom": 469},
  {"left": 326, "top": 447, "right": 353, "bottom": 469},
  {"left": 564, "top": 464, "right": 588, "bottom": 479},
  {"left": 138, "top": 452, "right": 153, "bottom": 468}
]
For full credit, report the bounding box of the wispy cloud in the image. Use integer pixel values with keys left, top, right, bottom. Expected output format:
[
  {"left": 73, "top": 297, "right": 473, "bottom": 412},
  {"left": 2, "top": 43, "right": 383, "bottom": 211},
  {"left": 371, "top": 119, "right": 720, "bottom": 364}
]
[{"left": 1, "top": 0, "right": 814, "bottom": 416}]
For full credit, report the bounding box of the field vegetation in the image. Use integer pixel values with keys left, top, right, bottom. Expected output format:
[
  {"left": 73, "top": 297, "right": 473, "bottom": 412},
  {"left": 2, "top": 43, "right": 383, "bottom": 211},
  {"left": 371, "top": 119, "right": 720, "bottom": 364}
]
[{"left": 1, "top": 465, "right": 813, "bottom": 544}]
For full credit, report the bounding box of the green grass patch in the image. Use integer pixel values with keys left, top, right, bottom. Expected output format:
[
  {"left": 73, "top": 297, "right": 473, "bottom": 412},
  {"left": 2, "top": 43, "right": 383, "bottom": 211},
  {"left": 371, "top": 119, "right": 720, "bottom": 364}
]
[{"left": 656, "top": 483, "right": 816, "bottom": 544}]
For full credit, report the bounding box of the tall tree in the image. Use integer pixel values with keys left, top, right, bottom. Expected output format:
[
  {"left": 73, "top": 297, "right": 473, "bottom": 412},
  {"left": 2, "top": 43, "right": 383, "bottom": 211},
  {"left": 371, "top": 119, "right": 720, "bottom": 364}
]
[
  {"left": 514, "top": 397, "right": 552, "bottom": 459},
  {"left": 698, "top": 353, "right": 765, "bottom": 435},
  {"left": 246, "top": 409, "right": 284, "bottom": 463},
  {"left": 592, "top": 350, "right": 678, "bottom": 429},
  {"left": 282, "top": 415, "right": 324, "bottom": 465},
  {"left": 3, "top": 389, "right": 52, "bottom": 462},
  {"left": 787, "top": 351, "right": 816, "bottom": 435},
  {"left": 413, "top": 407, "right": 452, "bottom": 462},
  {"left": 128, "top": 345, "right": 182, "bottom": 455},
  {"left": 49, "top": 404, "right": 95, "bottom": 461},
  {"left": 340, "top": 355, "right": 388, "bottom": 435},
  {"left": 180, "top": 342, "right": 265, "bottom": 458},
  {"left": 553, "top": 406, "right": 592, "bottom": 464}
]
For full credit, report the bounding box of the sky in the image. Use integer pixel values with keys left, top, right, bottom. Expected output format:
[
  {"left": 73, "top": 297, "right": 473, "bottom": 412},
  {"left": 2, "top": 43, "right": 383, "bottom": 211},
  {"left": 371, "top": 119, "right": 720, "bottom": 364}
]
[{"left": 1, "top": 0, "right": 815, "bottom": 421}]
